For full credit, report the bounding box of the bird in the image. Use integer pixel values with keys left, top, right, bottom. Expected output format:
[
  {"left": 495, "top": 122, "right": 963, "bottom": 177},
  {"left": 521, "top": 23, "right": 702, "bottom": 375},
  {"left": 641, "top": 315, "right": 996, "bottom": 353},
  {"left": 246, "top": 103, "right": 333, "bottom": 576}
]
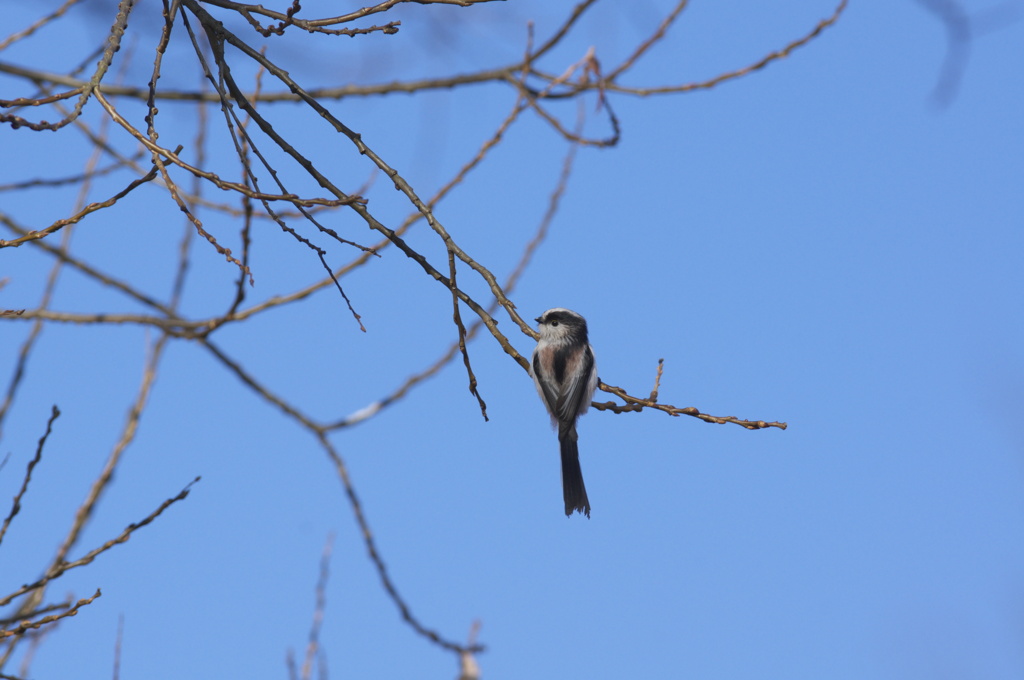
[{"left": 530, "top": 308, "right": 599, "bottom": 518}]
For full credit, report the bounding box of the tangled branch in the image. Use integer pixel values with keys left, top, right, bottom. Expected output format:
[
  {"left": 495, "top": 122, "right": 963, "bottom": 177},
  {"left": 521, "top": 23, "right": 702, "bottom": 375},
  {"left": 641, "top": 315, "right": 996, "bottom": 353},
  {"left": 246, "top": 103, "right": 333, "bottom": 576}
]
[{"left": 0, "top": 0, "right": 838, "bottom": 671}]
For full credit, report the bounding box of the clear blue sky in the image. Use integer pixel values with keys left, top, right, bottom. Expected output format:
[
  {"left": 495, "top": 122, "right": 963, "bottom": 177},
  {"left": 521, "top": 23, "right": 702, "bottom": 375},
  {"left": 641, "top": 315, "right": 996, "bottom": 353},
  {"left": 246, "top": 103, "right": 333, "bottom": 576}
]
[{"left": 2, "top": 1, "right": 1023, "bottom": 678}]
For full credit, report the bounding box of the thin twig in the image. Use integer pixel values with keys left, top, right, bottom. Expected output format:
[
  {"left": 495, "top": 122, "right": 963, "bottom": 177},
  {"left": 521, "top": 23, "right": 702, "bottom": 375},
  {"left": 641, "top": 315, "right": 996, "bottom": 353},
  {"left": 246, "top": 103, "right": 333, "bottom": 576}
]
[
  {"left": 0, "top": 406, "right": 60, "bottom": 548},
  {"left": 0, "top": 591, "right": 102, "bottom": 640},
  {"left": 299, "top": 534, "right": 334, "bottom": 680},
  {"left": 41, "top": 334, "right": 173, "bottom": 599},
  {"left": 0, "top": 166, "right": 161, "bottom": 249},
  {"left": 0, "top": 477, "right": 199, "bottom": 609},
  {"left": 315, "top": 433, "right": 483, "bottom": 655},
  {"left": 448, "top": 248, "right": 488, "bottom": 421},
  {"left": 602, "top": 0, "right": 849, "bottom": 97},
  {"left": 325, "top": 96, "right": 581, "bottom": 430},
  {"left": 593, "top": 360, "right": 787, "bottom": 430}
]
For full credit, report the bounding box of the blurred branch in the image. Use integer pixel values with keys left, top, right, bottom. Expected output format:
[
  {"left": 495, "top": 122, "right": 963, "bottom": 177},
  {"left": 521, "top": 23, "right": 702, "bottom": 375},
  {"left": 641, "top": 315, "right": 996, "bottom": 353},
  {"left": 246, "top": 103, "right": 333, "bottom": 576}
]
[
  {"left": 0, "top": 154, "right": 144, "bottom": 192},
  {"left": 0, "top": 58, "right": 514, "bottom": 102},
  {"left": 0, "top": 104, "right": 122, "bottom": 438},
  {"left": 457, "top": 621, "right": 483, "bottom": 680},
  {"left": 294, "top": 534, "right": 333, "bottom": 680},
  {"left": 0, "top": 599, "right": 73, "bottom": 629},
  {"left": 47, "top": 335, "right": 170, "bottom": 572},
  {"left": 112, "top": 615, "right": 124, "bottom": 680},
  {"left": 906, "top": 0, "right": 1024, "bottom": 107},
  {"left": 0, "top": 0, "right": 86, "bottom": 52}
]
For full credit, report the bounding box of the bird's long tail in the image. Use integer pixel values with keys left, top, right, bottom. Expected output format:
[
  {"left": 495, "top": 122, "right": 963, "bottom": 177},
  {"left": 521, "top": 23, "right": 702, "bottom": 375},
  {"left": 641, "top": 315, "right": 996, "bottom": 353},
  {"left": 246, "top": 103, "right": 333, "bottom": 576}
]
[{"left": 558, "top": 424, "right": 590, "bottom": 518}]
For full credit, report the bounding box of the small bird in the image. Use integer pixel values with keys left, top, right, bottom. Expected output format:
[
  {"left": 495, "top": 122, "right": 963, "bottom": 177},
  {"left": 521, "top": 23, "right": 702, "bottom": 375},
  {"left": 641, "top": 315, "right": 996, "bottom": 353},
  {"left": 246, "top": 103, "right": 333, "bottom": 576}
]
[{"left": 531, "top": 308, "right": 599, "bottom": 518}]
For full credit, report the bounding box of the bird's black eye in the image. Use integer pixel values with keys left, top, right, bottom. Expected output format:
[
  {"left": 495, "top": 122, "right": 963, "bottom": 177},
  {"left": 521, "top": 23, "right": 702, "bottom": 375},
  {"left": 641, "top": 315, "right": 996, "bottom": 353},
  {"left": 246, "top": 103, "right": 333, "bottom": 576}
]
[{"left": 551, "top": 321, "right": 559, "bottom": 327}]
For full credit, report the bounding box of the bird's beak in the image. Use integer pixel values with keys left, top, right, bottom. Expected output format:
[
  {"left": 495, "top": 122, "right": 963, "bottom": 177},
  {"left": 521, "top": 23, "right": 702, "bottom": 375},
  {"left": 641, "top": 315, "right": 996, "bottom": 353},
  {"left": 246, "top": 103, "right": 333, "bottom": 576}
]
[{"left": 534, "top": 316, "right": 543, "bottom": 324}]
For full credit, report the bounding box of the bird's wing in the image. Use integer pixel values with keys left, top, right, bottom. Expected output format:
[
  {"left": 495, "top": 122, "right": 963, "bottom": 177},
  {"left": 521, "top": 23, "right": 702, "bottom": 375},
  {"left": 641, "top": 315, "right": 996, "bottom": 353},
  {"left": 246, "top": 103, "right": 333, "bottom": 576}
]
[
  {"left": 556, "top": 344, "right": 596, "bottom": 422},
  {"left": 532, "top": 350, "right": 560, "bottom": 414}
]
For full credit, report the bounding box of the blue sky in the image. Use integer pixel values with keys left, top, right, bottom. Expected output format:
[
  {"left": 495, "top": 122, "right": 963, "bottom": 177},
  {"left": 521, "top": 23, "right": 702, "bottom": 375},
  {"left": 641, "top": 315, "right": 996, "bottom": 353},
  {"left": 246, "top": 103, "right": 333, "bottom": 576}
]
[{"left": 2, "top": 0, "right": 1023, "bottom": 678}]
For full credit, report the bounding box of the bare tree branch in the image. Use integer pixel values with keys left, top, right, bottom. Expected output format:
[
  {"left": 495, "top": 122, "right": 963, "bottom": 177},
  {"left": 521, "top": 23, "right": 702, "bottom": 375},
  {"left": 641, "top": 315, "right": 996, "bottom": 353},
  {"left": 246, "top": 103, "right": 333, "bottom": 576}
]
[
  {"left": 0, "top": 407, "right": 59, "bottom": 549},
  {"left": 0, "top": 0, "right": 835, "bottom": 670}
]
